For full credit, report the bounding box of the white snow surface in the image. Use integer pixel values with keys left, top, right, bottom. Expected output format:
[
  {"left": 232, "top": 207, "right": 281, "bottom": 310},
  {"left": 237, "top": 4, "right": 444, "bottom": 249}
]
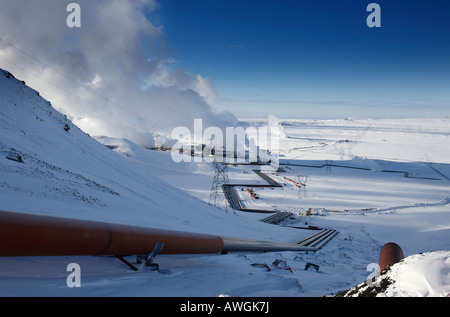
[
  {"left": 0, "top": 68, "right": 449, "bottom": 297},
  {"left": 384, "top": 250, "right": 450, "bottom": 297}
]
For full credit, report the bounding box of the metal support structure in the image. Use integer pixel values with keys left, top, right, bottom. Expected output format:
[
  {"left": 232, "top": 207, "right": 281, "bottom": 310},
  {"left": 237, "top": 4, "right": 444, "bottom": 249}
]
[
  {"left": 136, "top": 242, "right": 164, "bottom": 271},
  {"left": 209, "top": 159, "right": 230, "bottom": 211},
  {"left": 297, "top": 175, "right": 308, "bottom": 198},
  {"left": 115, "top": 255, "right": 139, "bottom": 271}
]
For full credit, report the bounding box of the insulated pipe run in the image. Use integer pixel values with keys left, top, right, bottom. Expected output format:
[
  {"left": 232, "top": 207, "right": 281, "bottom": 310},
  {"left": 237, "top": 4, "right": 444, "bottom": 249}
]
[
  {"left": 378, "top": 242, "right": 404, "bottom": 272},
  {"left": 0, "top": 210, "right": 338, "bottom": 257},
  {"left": 0, "top": 210, "right": 224, "bottom": 257}
]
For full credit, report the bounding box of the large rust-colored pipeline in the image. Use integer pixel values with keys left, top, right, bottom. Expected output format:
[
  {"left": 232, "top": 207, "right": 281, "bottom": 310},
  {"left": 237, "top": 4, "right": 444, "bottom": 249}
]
[
  {"left": 378, "top": 242, "right": 404, "bottom": 272},
  {"left": 0, "top": 210, "right": 224, "bottom": 257}
]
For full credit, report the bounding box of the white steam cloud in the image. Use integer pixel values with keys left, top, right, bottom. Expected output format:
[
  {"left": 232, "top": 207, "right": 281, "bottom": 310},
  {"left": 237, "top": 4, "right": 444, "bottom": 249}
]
[{"left": 0, "top": 0, "right": 237, "bottom": 147}]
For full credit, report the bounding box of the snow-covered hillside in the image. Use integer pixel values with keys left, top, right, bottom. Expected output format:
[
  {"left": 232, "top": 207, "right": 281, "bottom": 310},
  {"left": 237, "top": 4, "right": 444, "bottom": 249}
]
[
  {"left": 0, "top": 68, "right": 449, "bottom": 297},
  {"left": 337, "top": 250, "right": 450, "bottom": 297},
  {"left": 0, "top": 68, "right": 297, "bottom": 239}
]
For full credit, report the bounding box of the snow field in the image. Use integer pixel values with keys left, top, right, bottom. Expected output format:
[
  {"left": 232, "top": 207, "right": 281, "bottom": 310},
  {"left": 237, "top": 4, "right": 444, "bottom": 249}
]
[{"left": 0, "top": 68, "right": 449, "bottom": 297}]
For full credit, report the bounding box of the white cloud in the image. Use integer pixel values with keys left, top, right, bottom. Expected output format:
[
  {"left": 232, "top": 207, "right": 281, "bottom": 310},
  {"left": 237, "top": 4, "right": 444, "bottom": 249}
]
[{"left": 0, "top": 0, "right": 236, "bottom": 147}]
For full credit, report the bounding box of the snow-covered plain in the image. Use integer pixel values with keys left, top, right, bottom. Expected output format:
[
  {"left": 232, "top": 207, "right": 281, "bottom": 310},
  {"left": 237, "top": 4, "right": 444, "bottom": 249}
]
[{"left": 0, "top": 68, "right": 449, "bottom": 297}]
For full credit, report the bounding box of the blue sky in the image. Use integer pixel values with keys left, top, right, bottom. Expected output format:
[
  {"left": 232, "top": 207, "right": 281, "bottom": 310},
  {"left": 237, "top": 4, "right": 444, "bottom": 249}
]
[{"left": 151, "top": 0, "right": 450, "bottom": 119}]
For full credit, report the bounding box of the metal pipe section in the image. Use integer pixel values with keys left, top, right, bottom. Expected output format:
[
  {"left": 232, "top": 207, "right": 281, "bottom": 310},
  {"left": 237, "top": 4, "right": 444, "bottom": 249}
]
[
  {"left": 221, "top": 236, "right": 317, "bottom": 253},
  {"left": 378, "top": 242, "right": 404, "bottom": 272},
  {"left": 0, "top": 210, "right": 224, "bottom": 257},
  {"left": 0, "top": 210, "right": 338, "bottom": 258}
]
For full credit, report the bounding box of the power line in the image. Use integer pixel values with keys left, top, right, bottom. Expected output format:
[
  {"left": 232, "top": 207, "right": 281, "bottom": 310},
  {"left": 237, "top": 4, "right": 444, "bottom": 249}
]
[
  {"left": 0, "top": 37, "right": 156, "bottom": 132},
  {"left": 0, "top": 37, "right": 132, "bottom": 115},
  {"left": 209, "top": 159, "right": 230, "bottom": 212},
  {"left": 0, "top": 38, "right": 87, "bottom": 91},
  {"left": 0, "top": 55, "right": 148, "bottom": 134}
]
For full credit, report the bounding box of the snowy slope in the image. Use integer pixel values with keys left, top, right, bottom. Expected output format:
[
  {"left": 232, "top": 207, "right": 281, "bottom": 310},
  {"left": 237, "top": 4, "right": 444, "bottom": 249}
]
[
  {"left": 338, "top": 250, "right": 450, "bottom": 297},
  {"left": 0, "top": 68, "right": 449, "bottom": 297},
  {"left": 0, "top": 68, "right": 300, "bottom": 241}
]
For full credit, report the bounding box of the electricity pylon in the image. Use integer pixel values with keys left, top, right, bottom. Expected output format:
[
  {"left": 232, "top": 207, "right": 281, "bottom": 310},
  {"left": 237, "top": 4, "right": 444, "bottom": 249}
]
[{"left": 209, "top": 159, "right": 230, "bottom": 211}]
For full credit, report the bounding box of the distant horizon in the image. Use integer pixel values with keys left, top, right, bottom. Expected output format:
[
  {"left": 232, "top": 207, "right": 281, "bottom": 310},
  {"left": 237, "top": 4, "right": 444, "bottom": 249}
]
[
  {"left": 237, "top": 116, "right": 450, "bottom": 121},
  {"left": 237, "top": 114, "right": 450, "bottom": 121}
]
